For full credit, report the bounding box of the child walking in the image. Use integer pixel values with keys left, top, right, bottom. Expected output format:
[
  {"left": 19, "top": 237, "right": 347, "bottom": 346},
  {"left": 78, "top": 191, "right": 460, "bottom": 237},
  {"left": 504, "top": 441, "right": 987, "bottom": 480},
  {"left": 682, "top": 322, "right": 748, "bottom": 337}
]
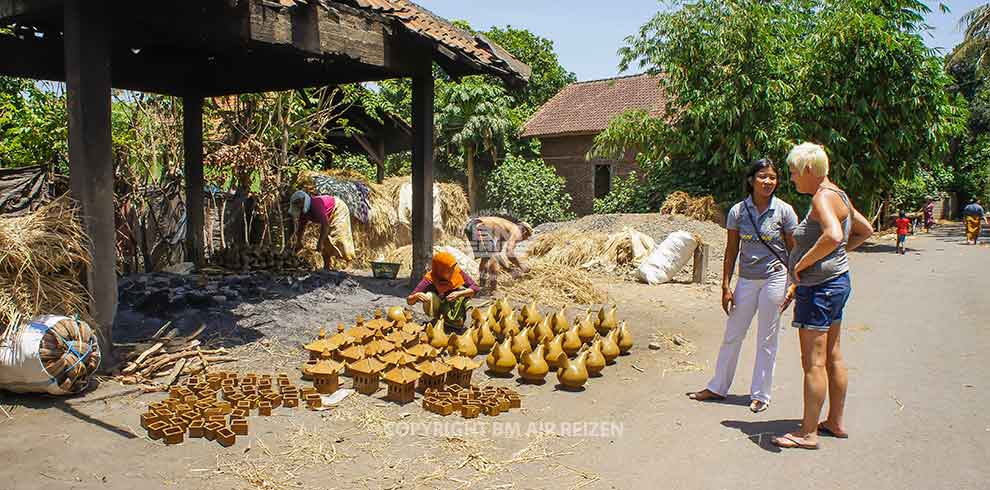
[{"left": 895, "top": 211, "right": 911, "bottom": 255}]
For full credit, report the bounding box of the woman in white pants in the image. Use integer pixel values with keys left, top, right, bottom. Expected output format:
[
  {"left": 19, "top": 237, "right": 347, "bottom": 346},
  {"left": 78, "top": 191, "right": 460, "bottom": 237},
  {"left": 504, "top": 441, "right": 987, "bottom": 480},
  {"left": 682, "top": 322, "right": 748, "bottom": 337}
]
[{"left": 688, "top": 158, "right": 798, "bottom": 412}]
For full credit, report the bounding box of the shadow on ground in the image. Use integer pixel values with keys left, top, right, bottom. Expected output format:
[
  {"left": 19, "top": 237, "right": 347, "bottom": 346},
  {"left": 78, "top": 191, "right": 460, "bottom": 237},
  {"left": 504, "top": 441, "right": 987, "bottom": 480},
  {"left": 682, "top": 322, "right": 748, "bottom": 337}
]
[{"left": 720, "top": 419, "right": 802, "bottom": 453}]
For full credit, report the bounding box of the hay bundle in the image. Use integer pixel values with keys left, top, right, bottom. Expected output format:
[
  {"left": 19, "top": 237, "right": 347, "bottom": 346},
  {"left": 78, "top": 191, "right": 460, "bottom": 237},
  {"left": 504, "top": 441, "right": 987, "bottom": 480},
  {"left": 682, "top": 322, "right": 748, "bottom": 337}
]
[
  {"left": 0, "top": 196, "right": 93, "bottom": 325},
  {"left": 579, "top": 227, "right": 656, "bottom": 271},
  {"left": 525, "top": 229, "right": 608, "bottom": 267},
  {"left": 499, "top": 263, "right": 608, "bottom": 307},
  {"left": 660, "top": 191, "right": 724, "bottom": 225}
]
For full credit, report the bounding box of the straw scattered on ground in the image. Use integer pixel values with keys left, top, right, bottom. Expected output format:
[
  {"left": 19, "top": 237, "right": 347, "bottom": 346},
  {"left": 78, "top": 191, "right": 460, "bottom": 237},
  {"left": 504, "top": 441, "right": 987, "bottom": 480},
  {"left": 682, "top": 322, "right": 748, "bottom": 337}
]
[
  {"left": 499, "top": 263, "right": 608, "bottom": 307},
  {"left": 0, "top": 196, "right": 93, "bottom": 326}
]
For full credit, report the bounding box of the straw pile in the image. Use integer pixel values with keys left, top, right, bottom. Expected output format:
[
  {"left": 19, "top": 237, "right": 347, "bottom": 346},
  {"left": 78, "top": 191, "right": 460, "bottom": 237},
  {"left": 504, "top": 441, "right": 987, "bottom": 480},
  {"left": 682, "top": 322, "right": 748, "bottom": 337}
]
[
  {"left": 659, "top": 191, "right": 724, "bottom": 225},
  {"left": 0, "top": 196, "right": 93, "bottom": 326},
  {"left": 294, "top": 171, "right": 469, "bottom": 270},
  {"left": 525, "top": 229, "right": 609, "bottom": 268},
  {"left": 499, "top": 263, "right": 608, "bottom": 307}
]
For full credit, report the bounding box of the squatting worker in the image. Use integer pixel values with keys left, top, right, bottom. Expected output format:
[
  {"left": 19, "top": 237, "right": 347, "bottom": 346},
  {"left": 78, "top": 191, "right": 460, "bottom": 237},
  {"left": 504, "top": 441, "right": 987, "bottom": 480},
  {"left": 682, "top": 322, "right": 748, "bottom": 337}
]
[
  {"left": 963, "top": 198, "right": 988, "bottom": 245},
  {"left": 407, "top": 251, "right": 480, "bottom": 332},
  {"left": 772, "top": 142, "right": 873, "bottom": 450},
  {"left": 288, "top": 190, "right": 356, "bottom": 271},
  {"left": 464, "top": 216, "right": 533, "bottom": 292},
  {"left": 688, "top": 158, "right": 798, "bottom": 413}
]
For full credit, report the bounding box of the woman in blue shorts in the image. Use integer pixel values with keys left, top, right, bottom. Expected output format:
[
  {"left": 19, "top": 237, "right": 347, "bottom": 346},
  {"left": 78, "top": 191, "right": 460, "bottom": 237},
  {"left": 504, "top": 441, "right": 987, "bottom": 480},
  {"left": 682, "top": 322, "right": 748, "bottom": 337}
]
[{"left": 772, "top": 143, "right": 874, "bottom": 450}]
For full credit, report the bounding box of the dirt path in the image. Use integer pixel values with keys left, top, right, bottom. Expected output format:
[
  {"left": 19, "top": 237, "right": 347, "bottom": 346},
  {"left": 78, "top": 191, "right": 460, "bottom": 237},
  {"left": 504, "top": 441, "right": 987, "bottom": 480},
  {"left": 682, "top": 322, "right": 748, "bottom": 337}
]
[{"left": 0, "top": 224, "right": 987, "bottom": 489}]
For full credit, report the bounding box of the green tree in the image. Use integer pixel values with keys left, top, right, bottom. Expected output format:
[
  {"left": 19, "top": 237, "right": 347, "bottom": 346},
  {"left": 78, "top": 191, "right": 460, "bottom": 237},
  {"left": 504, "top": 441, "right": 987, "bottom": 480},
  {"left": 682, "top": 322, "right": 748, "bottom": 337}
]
[
  {"left": 483, "top": 25, "right": 577, "bottom": 114},
  {"left": 485, "top": 154, "right": 575, "bottom": 225},
  {"left": 593, "top": 0, "right": 966, "bottom": 214},
  {"left": 435, "top": 79, "right": 516, "bottom": 211}
]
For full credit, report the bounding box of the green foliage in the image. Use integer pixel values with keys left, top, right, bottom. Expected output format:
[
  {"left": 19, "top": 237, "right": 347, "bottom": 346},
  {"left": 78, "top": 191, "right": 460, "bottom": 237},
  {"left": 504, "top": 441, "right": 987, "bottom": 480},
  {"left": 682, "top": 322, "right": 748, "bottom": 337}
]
[
  {"left": 954, "top": 135, "right": 990, "bottom": 203},
  {"left": 485, "top": 155, "right": 575, "bottom": 225},
  {"left": 891, "top": 164, "right": 954, "bottom": 211},
  {"left": 593, "top": 171, "right": 650, "bottom": 214},
  {"left": 595, "top": 0, "right": 966, "bottom": 214},
  {"left": 0, "top": 79, "right": 68, "bottom": 171}
]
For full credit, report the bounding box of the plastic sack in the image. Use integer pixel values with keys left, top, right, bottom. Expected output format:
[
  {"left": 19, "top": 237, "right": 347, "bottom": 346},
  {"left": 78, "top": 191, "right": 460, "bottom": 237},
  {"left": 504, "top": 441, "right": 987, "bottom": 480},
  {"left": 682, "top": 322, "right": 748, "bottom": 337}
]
[
  {"left": 0, "top": 315, "right": 101, "bottom": 395},
  {"left": 628, "top": 228, "right": 657, "bottom": 263},
  {"left": 637, "top": 231, "right": 699, "bottom": 285}
]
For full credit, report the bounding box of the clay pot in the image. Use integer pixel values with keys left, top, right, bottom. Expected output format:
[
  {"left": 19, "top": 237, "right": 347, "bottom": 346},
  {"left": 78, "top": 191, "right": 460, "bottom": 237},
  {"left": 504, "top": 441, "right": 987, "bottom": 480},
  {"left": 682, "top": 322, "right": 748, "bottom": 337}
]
[
  {"left": 495, "top": 297, "right": 512, "bottom": 321},
  {"left": 616, "top": 321, "right": 634, "bottom": 354},
  {"left": 551, "top": 307, "right": 570, "bottom": 335},
  {"left": 576, "top": 312, "right": 597, "bottom": 344},
  {"left": 597, "top": 305, "right": 618, "bottom": 335},
  {"left": 599, "top": 332, "right": 621, "bottom": 364},
  {"left": 476, "top": 320, "right": 497, "bottom": 354},
  {"left": 561, "top": 324, "right": 583, "bottom": 357},
  {"left": 521, "top": 300, "right": 543, "bottom": 327},
  {"left": 518, "top": 343, "right": 550, "bottom": 382},
  {"left": 387, "top": 306, "right": 407, "bottom": 326},
  {"left": 510, "top": 327, "right": 533, "bottom": 360},
  {"left": 486, "top": 338, "right": 517, "bottom": 375},
  {"left": 544, "top": 335, "right": 567, "bottom": 369},
  {"left": 583, "top": 339, "right": 606, "bottom": 377},
  {"left": 534, "top": 317, "right": 555, "bottom": 344},
  {"left": 499, "top": 310, "right": 521, "bottom": 341},
  {"left": 428, "top": 319, "right": 450, "bottom": 350},
  {"left": 556, "top": 350, "right": 589, "bottom": 389},
  {"left": 447, "top": 330, "right": 478, "bottom": 358}
]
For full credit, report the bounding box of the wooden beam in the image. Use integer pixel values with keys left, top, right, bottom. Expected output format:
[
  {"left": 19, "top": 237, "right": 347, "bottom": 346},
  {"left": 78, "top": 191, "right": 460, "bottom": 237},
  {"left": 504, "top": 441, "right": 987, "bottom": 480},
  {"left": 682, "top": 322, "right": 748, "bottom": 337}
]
[
  {"left": 184, "top": 95, "right": 205, "bottom": 267},
  {"left": 316, "top": 2, "right": 386, "bottom": 66},
  {"left": 0, "top": 0, "right": 60, "bottom": 21},
  {"left": 410, "top": 64, "right": 435, "bottom": 286},
  {"left": 290, "top": 0, "right": 320, "bottom": 54},
  {"left": 64, "top": 0, "right": 116, "bottom": 359}
]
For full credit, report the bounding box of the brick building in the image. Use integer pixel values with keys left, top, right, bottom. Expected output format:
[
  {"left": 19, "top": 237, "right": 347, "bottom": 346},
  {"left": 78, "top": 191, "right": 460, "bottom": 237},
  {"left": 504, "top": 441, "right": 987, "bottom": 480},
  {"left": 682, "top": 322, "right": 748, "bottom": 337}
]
[{"left": 521, "top": 74, "right": 667, "bottom": 215}]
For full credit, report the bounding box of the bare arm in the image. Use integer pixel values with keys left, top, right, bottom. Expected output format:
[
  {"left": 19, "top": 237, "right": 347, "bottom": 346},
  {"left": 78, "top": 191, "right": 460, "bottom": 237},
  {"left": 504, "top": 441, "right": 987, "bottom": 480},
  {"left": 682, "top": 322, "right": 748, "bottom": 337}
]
[
  {"left": 845, "top": 205, "right": 874, "bottom": 252},
  {"left": 783, "top": 231, "right": 796, "bottom": 253},
  {"left": 721, "top": 229, "right": 740, "bottom": 315},
  {"left": 793, "top": 191, "right": 844, "bottom": 276}
]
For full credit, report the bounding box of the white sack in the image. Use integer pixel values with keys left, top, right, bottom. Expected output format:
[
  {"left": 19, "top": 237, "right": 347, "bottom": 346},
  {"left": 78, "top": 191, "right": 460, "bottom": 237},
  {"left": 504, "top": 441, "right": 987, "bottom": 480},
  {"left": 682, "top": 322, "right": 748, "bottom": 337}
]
[{"left": 637, "top": 231, "right": 698, "bottom": 285}]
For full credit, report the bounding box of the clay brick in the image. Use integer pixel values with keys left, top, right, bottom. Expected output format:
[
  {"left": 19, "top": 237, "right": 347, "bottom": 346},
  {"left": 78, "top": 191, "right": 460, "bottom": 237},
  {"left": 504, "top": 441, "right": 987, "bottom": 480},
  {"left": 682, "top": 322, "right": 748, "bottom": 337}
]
[
  {"left": 188, "top": 419, "right": 205, "bottom": 438},
  {"left": 258, "top": 401, "right": 273, "bottom": 416},
  {"left": 216, "top": 428, "right": 236, "bottom": 447},
  {"left": 163, "top": 426, "right": 184, "bottom": 445},
  {"left": 435, "top": 401, "right": 454, "bottom": 416},
  {"left": 460, "top": 405, "right": 480, "bottom": 419},
  {"left": 507, "top": 395, "right": 521, "bottom": 409},
  {"left": 264, "top": 393, "right": 282, "bottom": 408},
  {"left": 183, "top": 395, "right": 198, "bottom": 404},
  {"left": 147, "top": 421, "right": 169, "bottom": 440},
  {"left": 140, "top": 412, "right": 159, "bottom": 430},
  {"left": 283, "top": 396, "right": 299, "bottom": 408},
  {"left": 305, "top": 394, "right": 322, "bottom": 409},
  {"left": 230, "top": 418, "right": 248, "bottom": 436},
  {"left": 204, "top": 422, "right": 224, "bottom": 441}
]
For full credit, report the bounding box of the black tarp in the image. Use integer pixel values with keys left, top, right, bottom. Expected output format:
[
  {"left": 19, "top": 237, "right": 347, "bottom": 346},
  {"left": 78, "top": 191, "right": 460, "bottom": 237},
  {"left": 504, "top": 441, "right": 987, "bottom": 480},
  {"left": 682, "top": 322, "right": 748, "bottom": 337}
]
[{"left": 0, "top": 165, "right": 48, "bottom": 215}]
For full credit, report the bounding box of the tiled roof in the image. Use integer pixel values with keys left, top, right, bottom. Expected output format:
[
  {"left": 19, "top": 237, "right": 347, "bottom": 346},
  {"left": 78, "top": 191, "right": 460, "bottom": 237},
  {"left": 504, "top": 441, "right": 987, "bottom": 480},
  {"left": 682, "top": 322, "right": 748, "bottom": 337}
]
[
  {"left": 345, "top": 0, "right": 531, "bottom": 84},
  {"left": 521, "top": 74, "right": 667, "bottom": 138}
]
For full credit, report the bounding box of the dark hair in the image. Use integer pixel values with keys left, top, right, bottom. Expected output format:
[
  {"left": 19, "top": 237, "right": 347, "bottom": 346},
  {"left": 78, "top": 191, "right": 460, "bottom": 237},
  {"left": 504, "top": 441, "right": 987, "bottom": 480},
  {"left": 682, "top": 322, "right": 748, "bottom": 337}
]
[
  {"left": 899, "top": 210, "right": 906, "bottom": 219},
  {"left": 745, "top": 158, "right": 778, "bottom": 195}
]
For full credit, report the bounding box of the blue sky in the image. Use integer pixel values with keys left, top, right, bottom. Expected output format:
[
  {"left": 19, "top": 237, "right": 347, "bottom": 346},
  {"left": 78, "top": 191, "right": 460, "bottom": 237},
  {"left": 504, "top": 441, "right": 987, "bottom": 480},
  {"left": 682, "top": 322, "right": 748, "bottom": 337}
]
[{"left": 417, "top": 1, "right": 985, "bottom": 81}]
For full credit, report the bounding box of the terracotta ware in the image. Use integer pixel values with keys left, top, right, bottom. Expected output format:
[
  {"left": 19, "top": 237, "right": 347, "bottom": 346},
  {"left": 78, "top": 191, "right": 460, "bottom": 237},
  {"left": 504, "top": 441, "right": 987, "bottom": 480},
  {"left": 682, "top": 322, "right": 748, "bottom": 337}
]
[
  {"left": 510, "top": 327, "right": 533, "bottom": 360},
  {"left": 258, "top": 401, "right": 273, "bottom": 416},
  {"left": 363, "top": 338, "right": 396, "bottom": 358},
  {"left": 551, "top": 307, "right": 570, "bottom": 334},
  {"left": 533, "top": 317, "right": 555, "bottom": 344},
  {"left": 337, "top": 323, "right": 346, "bottom": 333},
  {"left": 216, "top": 427, "right": 236, "bottom": 447},
  {"left": 476, "top": 320, "right": 497, "bottom": 354},
  {"left": 597, "top": 305, "right": 618, "bottom": 334},
  {"left": 188, "top": 419, "right": 205, "bottom": 438},
  {"left": 494, "top": 297, "right": 512, "bottom": 321},
  {"left": 345, "top": 325, "right": 375, "bottom": 344},
  {"left": 230, "top": 418, "right": 248, "bottom": 436},
  {"left": 385, "top": 330, "right": 418, "bottom": 348},
  {"left": 518, "top": 343, "right": 550, "bottom": 383},
  {"left": 416, "top": 359, "right": 451, "bottom": 393},
  {"left": 499, "top": 310, "right": 521, "bottom": 341},
  {"left": 544, "top": 335, "right": 567, "bottom": 369},
  {"left": 303, "top": 328, "right": 330, "bottom": 360},
  {"left": 598, "top": 332, "right": 620, "bottom": 364},
  {"left": 520, "top": 300, "right": 542, "bottom": 327},
  {"left": 447, "top": 330, "right": 478, "bottom": 358},
  {"left": 309, "top": 349, "right": 344, "bottom": 394},
  {"left": 428, "top": 319, "right": 451, "bottom": 350},
  {"left": 305, "top": 393, "right": 322, "bottom": 409},
  {"left": 404, "top": 343, "right": 439, "bottom": 361},
  {"left": 283, "top": 395, "right": 300, "bottom": 408},
  {"left": 347, "top": 357, "right": 386, "bottom": 395},
  {"left": 387, "top": 306, "right": 407, "bottom": 326},
  {"left": 382, "top": 366, "right": 421, "bottom": 404},
  {"left": 616, "top": 321, "right": 634, "bottom": 354},
  {"left": 204, "top": 422, "right": 224, "bottom": 441},
  {"left": 486, "top": 338, "right": 517, "bottom": 375},
  {"left": 556, "top": 351, "right": 590, "bottom": 390},
  {"left": 582, "top": 340, "right": 606, "bottom": 377},
  {"left": 337, "top": 344, "right": 366, "bottom": 364},
  {"left": 378, "top": 350, "right": 418, "bottom": 367},
  {"left": 576, "top": 312, "right": 597, "bottom": 344},
  {"left": 445, "top": 356, "right": 482, "bottom": 387},
  {"left": 147, "top": 421, "right": 169, "bottom": 440},
  {"left": 561, "top": 324, "right": 583, "bottom": 357},
  {"left": 163, "top": 426, "right": 184, "bottom": 445}
]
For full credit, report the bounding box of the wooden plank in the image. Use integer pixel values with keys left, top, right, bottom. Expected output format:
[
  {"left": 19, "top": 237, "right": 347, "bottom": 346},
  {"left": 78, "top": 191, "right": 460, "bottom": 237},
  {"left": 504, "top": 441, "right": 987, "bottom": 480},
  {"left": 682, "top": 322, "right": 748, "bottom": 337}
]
[
  {"left": 184, "top": 96, "right": 205, "bottom": 267},
  {"left": 290, "top": 0, "right": 321, "bottom": 54},
  {"left": 316, "top": 2, "right": 386, "bottom": 66},
  {"left": 64, "top": 0, "right": 116, "bottom": 360},
  {"left": 692, "top": 243, "right": 710, "bottom": 284},
  {"left": 410, "top": 62, "right": 435, "bottom": 286},
  {"left": 248, "top": 0, "right": 292, "bottom": 46}
]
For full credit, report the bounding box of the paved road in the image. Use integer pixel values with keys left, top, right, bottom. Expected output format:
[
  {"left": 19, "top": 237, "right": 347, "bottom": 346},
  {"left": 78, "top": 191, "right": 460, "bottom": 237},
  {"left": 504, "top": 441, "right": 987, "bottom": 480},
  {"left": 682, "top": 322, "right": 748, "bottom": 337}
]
[{"left": 589, "top": 223, "right": 990, "bottom": 489}]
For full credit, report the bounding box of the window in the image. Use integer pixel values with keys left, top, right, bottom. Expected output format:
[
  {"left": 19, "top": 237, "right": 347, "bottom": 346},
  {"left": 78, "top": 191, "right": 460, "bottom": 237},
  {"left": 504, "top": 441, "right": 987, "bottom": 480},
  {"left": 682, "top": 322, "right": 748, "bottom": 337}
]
[{"left": 594, "top": 165, "right": 613, "bottom": 199}]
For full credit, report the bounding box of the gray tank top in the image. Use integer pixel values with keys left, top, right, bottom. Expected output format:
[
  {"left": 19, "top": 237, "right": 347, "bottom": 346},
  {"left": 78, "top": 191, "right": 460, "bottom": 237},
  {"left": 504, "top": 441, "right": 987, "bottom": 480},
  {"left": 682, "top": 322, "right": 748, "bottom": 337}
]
[{"left": 788, "top": 188, "right": 852, "bottom": 286}]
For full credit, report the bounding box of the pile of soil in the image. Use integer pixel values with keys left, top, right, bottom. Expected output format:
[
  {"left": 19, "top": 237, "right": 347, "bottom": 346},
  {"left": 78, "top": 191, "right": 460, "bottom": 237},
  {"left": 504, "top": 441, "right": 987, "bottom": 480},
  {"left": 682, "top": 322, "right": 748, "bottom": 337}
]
[{"left": 533, "top": 213, "right": 727, "bottom": 283}]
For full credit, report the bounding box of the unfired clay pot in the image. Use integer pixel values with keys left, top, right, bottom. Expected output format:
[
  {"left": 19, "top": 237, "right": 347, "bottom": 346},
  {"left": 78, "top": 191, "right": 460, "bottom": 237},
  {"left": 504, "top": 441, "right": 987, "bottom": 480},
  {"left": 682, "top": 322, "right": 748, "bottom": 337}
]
[
  {"left": 486, "top": 338, "right": 517, "bottom": 375},
  {"left": 556, "top": 351, "right": 589, "bottom": 390},
  {"left": 518, "top": 343, "right": 550, "bottom": 383}
]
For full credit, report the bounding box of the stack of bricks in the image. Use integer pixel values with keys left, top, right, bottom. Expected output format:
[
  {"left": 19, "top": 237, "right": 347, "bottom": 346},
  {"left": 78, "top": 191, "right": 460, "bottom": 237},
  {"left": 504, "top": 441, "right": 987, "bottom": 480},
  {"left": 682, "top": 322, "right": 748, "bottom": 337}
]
[
  {"left": 139, "top": 371, "right": 312, "bottom": 447},
  {"left": 421, "top": 384, "right": 522, "bottom": 419}
]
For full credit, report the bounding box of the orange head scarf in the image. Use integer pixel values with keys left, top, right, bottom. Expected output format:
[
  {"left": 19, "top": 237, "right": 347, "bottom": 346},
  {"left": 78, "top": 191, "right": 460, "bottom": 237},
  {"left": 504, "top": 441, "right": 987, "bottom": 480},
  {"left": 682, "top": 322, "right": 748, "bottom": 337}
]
[{"left": 424, "top": 251, "right": 465, "bottom": 296}]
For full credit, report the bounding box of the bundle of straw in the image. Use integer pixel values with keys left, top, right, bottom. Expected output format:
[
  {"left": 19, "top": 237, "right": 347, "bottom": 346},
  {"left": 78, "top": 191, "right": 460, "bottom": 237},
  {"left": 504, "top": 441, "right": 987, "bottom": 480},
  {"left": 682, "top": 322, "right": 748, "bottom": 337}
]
[
  {"left": 498, "top": 263, "right": 607, "bottom": 307},
  {"left": 0, "top": 196, "right": 93, "bottom": 326},
  {"left": 525, "top": 229, "right": 608, "bottom": 268},
  {"left": 660, "top": 191, "right": 724, "bottom": 225}
]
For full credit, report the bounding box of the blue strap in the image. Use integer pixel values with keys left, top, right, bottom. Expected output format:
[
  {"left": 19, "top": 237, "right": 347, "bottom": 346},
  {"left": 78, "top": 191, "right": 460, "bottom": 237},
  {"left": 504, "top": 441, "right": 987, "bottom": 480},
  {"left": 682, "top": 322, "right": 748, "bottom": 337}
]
[{"left": 47, "top": 318, "right": 98, "bottom": 384}]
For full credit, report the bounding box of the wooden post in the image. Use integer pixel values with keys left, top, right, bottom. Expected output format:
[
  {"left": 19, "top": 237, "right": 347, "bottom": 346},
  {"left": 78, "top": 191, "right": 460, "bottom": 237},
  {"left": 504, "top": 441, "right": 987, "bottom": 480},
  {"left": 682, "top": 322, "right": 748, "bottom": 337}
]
[
  {"left": 64, "top": 0, "right": 116, "bottom": 359},
  {"left": 376, "top": 139, "right": 386, "bottom": 184},
  {"left": 692, "top": 243, "right": 710, "bottom": 284},
  {"left": 410, "top": 67, "right": 434, "bottom": 286},
  {"left": 183, "top": 95, "right": 205, "bottom": 267}
]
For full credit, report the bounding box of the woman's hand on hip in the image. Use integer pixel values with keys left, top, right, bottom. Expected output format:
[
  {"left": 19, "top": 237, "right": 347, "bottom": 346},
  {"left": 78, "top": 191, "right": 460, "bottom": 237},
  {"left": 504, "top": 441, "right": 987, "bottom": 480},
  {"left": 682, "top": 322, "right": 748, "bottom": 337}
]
[
  {"left": 721, "top": 287, "right": 734, "bottom": 315},
  {"left": 780, "top": 283, "right": 797, "bottom": 313}
]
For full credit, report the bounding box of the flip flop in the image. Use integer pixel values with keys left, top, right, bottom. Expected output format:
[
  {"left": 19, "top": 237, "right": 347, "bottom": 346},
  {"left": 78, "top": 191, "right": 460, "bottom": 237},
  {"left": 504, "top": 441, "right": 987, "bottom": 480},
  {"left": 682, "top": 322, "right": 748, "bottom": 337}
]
[
  {"left": 749, "top": 400, "right": 769, "bottom": 413},
  {"left": 817, "top": 423, "right": 849, "bottom": 439},
  {"left": 772, "top": 433, "right": 819, "bottom": 450},
  {"left": 686, "top": 390, "right": 725, "bottom": 401}
]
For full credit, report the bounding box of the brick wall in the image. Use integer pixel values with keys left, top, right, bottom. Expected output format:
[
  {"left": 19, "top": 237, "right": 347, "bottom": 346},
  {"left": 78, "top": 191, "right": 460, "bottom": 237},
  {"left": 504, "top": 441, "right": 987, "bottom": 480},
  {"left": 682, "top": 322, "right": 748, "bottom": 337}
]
[{"left": 539, "top": 135, "right": 641, "bottom": 215}]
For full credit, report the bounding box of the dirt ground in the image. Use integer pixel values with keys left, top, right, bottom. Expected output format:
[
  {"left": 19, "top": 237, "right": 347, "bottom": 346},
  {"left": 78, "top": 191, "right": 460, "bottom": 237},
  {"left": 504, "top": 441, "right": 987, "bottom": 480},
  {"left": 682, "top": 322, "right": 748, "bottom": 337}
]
[{"left": 1, "top": 223, "right": 988, "bottom": 489}]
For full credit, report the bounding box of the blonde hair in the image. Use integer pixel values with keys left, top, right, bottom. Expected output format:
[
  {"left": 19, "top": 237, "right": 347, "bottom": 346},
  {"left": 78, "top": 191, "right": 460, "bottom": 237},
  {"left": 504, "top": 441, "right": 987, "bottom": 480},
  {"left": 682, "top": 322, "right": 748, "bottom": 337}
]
[{"left": 786, "top": 142, "right": 829, "bottom": 178}]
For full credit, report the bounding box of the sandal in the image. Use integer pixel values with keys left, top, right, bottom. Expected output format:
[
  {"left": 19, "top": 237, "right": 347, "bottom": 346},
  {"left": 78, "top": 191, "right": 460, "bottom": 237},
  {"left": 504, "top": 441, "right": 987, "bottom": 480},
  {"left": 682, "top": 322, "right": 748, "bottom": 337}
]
[
  {"left": 817, "top": 422, "right": 849, "bottom": 439},
  {"left": 749, "top": 400, "right": 769, "bottom": 413},
  {"left": 772, "top": 433, "right": 819, "bottom": 450},
  {"left": 686, "top": 389, "right": 725, "bottom": 401}
]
